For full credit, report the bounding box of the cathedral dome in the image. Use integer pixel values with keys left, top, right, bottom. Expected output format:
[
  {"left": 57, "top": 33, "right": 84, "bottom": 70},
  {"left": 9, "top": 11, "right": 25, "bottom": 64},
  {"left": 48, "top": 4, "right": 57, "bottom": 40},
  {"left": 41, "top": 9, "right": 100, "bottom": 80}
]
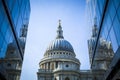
[
  {"left": 46, "top": 38, "right": 74, "bottom": 53},
  {"left": 44, "top": 20, "right": 75, "bottom": 56},
  {"left": 39, "top": 20, "right": 80, "bottom": 74}
]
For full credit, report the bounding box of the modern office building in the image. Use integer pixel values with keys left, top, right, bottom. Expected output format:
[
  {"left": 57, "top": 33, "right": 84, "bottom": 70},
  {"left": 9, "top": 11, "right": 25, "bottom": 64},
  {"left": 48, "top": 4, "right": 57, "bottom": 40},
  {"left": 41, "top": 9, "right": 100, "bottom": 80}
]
[
  {"left": 37, "top": 20, "right": 114, "bottom": 80},
  {"left": 86, "top": 0, "right": 120, "bottom": 80},
  {"left": 0, "top": 0, "right": 30, "bottom": 80}
]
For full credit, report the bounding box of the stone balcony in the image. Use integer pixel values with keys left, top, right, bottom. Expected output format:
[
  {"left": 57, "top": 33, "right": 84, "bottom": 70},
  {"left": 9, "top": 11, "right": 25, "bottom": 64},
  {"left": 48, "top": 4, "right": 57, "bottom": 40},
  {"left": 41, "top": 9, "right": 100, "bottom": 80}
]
[{"left": 38, "top": 69, "right": 53, "bottom": 73}]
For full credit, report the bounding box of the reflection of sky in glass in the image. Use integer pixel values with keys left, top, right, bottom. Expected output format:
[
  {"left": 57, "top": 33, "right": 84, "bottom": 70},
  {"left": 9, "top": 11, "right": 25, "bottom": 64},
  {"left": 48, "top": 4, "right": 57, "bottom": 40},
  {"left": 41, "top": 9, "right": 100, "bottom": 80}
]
[{"left": 21, "top": 0, "right": 91, "bottom": 80}]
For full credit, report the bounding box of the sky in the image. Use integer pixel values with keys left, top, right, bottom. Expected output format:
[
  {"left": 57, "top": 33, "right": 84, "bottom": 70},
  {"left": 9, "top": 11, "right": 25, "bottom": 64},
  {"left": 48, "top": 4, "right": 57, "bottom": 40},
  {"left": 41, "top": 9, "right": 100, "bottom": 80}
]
[{"left": 21, "top": 0, "right": 91, "bottom": 80}]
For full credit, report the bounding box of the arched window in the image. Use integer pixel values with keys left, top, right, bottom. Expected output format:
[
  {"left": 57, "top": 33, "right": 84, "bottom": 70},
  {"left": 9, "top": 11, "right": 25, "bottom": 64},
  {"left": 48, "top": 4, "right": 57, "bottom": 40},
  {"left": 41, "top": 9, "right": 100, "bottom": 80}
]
[{"left": 65, "top": 77, "right": 70, "bottom": 80}]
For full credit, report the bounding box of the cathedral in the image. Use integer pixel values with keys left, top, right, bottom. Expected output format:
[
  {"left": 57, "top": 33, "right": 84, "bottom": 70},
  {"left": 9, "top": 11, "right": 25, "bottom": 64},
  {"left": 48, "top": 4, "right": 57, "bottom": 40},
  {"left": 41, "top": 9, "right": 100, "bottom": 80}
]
[{"left": 37, "top": 20, "right": 114, "bottom": 80}]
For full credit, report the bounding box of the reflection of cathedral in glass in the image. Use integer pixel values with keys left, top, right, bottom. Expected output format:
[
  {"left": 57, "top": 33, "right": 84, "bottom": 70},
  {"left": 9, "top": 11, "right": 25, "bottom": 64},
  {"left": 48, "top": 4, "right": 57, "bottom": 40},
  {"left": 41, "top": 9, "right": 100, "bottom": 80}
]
[
  {"left": 0, "top": 0, "right": 30, "bottom": 80},
  {"left": 37, "top": 20, "right": 114, "bottom": 80}
]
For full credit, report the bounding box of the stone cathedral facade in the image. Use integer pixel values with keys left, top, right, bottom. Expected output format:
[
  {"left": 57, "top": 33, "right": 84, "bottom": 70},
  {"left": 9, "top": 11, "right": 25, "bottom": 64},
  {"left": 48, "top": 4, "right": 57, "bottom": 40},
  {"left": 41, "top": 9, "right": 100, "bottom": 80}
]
[{"left": 37, "top": 20, "right": 114, "bottom": 80}]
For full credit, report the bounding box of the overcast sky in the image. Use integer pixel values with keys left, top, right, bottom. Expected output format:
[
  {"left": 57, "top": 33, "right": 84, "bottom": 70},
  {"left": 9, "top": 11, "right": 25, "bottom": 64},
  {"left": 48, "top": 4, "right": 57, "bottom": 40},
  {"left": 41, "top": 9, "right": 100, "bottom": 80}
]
[{"left": 21, "top": 0, "right": 91, "bottom": 80}]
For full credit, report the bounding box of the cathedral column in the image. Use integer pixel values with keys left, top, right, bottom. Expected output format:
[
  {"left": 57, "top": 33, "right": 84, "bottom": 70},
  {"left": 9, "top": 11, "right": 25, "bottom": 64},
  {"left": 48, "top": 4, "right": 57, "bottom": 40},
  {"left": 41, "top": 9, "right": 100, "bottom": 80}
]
[
  {"left": 42, "top": 64, "right": 44, "bottom": 69},
  {"left": 45, "top": 63, "right": 46, "bottom": 69},
  {"left": 54, "top": 62, "right": 56, "bottom": 69},
  {"left": 46, "top": 63, "right": 48, "bottom": 69},
  {"left": 50, "top": 62, "right": 52, "bottom": 70},
  {"left": 48, "top": 62, "right": 50, "bottom": 70},
  {"left": 44, "top": 64, "right": 45, "bottom": 69}
]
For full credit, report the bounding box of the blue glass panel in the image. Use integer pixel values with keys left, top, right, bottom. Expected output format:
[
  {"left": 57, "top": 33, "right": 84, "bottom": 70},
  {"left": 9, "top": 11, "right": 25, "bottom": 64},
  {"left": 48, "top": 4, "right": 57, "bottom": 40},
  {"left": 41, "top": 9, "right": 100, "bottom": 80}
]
[
  {"left": 107, "top": 35, "right": 111, "bottom": 42},
  {"left": 109, "top": 27, "right": 118, "bottom": 53},
  {"left": 106, "top": 13, "right": 112, "bottom": 31},
  {"left": 117, "top": 4, "right": 120, "bottom": 20},
  {"left": 0, "top": 41, "right": 7, "bottom": 58},
  {"left": 5, "top": 25, "right": 13, "bottom": 44},
  {"left": 5, "top": 0, "right": 15, "bottom": 11},
  {"left": 16, "top": 15, "right": 23, "bottom": 37},
  {"left": 113, "top": 0, "right": 120, "bottom": 9},
  {"left": 12, "top": 0, "right": 19, "bottom": 27},
  {"left": 0, "top": 17, "right": 8, "bottom": 35},
  {"left": 102, "top": 22, "right": 108, "bottom": 39},
  {"left": 22, "top": 0, "right": 30, "bottom": 22},
  {"left": 0, "top": 33, "right": 4, "bottom": 48},
  {"left": 21, "top": 0, "right": 26, "bottom": 19},
  {"left": 0, "top": 1, "right": 2, "bottom": 25},
  {"left": 18, "top": 0, "right": 22, "bottom": 6},
  {"left": 0, "top": 1, "right": 5, "bottom": 25},
  {"left": 107, "top": 35, "right": 114, "bottom": 50},
  {"left": 96, "top": 3, "right": 101, "bottom": 27},
  {"left": 113, "top": 15, "right": 120, "bottom": 45},
  {"left": 109, "top": 0, "right": 116, "bottom": 21},
  {"left": 98, "top": 0, "right": 105, "bottom": 14}
]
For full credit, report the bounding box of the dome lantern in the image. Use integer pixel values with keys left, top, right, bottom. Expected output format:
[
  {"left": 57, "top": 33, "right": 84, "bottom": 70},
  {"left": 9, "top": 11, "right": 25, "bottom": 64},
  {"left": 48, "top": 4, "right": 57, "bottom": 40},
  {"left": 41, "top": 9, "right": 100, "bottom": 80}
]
[{"left": 56, "top": 20, "right": 64, "bottom": 39}]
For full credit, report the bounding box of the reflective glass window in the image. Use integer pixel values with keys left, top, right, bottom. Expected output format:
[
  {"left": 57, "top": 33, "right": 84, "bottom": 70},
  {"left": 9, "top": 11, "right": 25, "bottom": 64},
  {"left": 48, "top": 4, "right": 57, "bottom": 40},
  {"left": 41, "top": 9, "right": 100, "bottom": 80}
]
[
  {"left": 0, "top": 1, "right": 2, "bottom": 24},
  {"left": 0, "top": 16, "right": 8, "bottom": 35},
  {"left": 12, "top": 0, "right": 19, "bottom": 27},
  {"left": 5, "top": 24, "right": 13, "bottom": 44},
  {"left": 113, "top": 0, "right": 120, "bottom": 9},
  {"left": 108, "top": 0, "right": 116, "bottom": 21},
  {"left": 24, "top": 2, "right": 30, "bottom": 24},
  {"left": 0, "top": 33, "right": 4, "bottom": 49},
  {"left": 98, "top": 0, "right": 105, "bottom": 14},
  {"left": 109, "top": 27, "right": 118, "bottom": 53},
  {"left": 0, "top": 41, "right": 7, "bottom": 58},
  {"left": 113, "top": 16, "right": 120, "bottom": 45},
  {"left": 16, "top": 16, "right": 23, "bottom": 37},
  {"left": 96, "top": 4, "right": 101, "bottom": 27},
  {"left": 21, "top": 0, "right": 26, "bottom": 19},
  {"left": 106, "top": 13, "right": 112, "bottom": 31},
  {"left": 0, "top": 2, "right": 5, "bottom": 25},
  {"left": 101, "top": 23, "right": 108, "bottom": 39},
  {"left": 18, "top": 0, "right": 22, "bottom": 6},
  {"left": 5, "top": 0, "right": 15, "bottom": 11},
  {"left": 117, "top": 4, "right": 120, "bottom": 20},
  {"left": 107, "top": 35, "right": 111, "bottom": 42}
]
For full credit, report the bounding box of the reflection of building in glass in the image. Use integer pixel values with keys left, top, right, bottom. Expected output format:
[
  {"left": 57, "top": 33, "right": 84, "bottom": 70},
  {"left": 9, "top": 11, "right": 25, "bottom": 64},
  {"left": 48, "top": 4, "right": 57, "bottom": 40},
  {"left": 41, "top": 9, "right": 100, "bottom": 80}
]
[
  {"left": 88, "top": 18, "right": 114, "bottom": 71},
  {"left": 86, "top": 0, "right": 120, "bottom": 80},
  {"left": 37, "top": 20, "right": 114, "bottom": 80},
  {"left": 0, "top": 0, "right": 30, "bottom": 80}
]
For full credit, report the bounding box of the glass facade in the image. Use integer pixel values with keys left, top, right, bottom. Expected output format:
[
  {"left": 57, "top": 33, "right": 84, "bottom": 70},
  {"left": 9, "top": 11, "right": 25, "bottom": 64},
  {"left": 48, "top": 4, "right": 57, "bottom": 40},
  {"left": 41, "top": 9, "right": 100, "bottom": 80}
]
[
  {"left": 0, "top": 0, "right": 30, "bottom": 79},
  {"left": 87, "top": 0, "right": 120, "bottom": 80}
]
